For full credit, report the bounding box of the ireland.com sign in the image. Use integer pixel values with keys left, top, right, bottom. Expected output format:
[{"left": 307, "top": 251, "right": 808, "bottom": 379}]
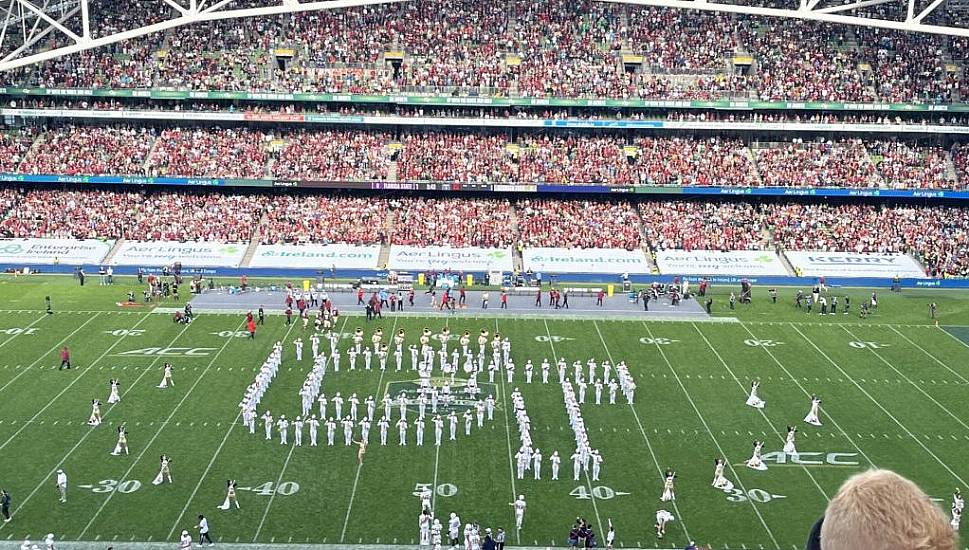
[
  {"left": 249, "top": 244, "right": 380, "bottom": 269},
  {"left": 785, "top": 251, "right": 927, "bottom": 278},
  {"left": 388, "top": 246, "right": 513, "bottom": 271},
  {"left": 112, "top": 241, "right": 247, "bottom": 267},
  {"left": 523, "top": 248, "right": 650, "bottom": 274},
  {"left": 0, "top": 238, "right": 113, "bottom": 265}
]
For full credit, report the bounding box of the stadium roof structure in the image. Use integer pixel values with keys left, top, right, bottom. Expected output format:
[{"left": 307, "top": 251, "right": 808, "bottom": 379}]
[
  {"left": 0, "top": 0, "right": 405, "bottom": 72},
  {"left": 0, "top": 0, "right": 965, "bottom": 73},
  {"left": 605, "top": 0, "right": 968, "bottom": 36}
]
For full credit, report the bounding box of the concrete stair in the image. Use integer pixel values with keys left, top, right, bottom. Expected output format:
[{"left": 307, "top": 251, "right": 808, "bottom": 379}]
[
  {"left": 240, "top": 213, "right": 268, "bottom": 267},
  {"left": 743, "top": 146, "right": 763, "bottom": 185},
  {"left": 102, "top": 238, "right": 126, "bottom": 265},
  {"left": 945, "top": 149, "right": 960, "bottom": 185}
]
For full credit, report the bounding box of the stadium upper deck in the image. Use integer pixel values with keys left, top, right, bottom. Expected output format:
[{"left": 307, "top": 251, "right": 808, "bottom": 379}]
[{"left": 0, "top": 0, "right": 966, "bottom": 104}]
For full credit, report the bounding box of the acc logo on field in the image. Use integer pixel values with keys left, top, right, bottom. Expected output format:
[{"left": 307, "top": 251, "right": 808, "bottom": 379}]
[
  {"left": 760, "top": 451, "right": 859, "bottom": 466},
  {"left": 116, "top": 347, "right": 217, "bottom": 357}
]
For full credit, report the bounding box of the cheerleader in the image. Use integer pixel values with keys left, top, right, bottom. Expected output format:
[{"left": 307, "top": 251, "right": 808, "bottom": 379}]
[
  {"left": 152, "top": 454, "right": 172, "bottom": 485},
  {"left": 110, "top": 423, "right": 129, "bottom": 456},
  {"left": 952, "top": 488, "right": 963, "bottom": 530},
  {"left": 654, "top": 509, "right": 674, "bottom": 539},
  {"left": 711, "top": 458, "right": 734, "bottom": 492},
  {"left": 745, "top": 380, "right": 765, "bottom": 409},
  {"left": 87, "top": 399, "right": 102, "bottom": 426},
  {"left": 660, "top": 470, "right": 676, "bottom": 502},
  {"left": 783, "top": 425, "right": 798, "bottom": 455},
  {"left": 803, "top": 394, "right": 823, "bottom": 426},
  {"left": 158, "top": 362, "right": 174, "bottom": 389},
  {"left": 107, "top": 378, "right": 121, "bottom": 404},
  {"left": 746, "top": 440, "right": 767, "bottom": 471},
  {"left": 218, "top": 480, "right": 239, "bottom": 510}
]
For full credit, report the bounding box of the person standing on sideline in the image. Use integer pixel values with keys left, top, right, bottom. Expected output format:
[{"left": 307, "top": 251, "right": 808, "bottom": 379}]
[
  {"left": 58, "top": 346, "right": 71, "bottom": 370},
  {"left": 495, "top": 527, "right": 505, "bottom": 550},
  {"left": 1, "top": 488, "right": 11, "bottom": 522},
  {"left": 196, "top": 514, "right": 214, "bottom": 546},
  {"left": 55, "top": 469, "right": 67, "bottom": 503},
  {"left": 596, "top": 289, "right": 604, "bottom": 307},
  {"left": 258, "top": 306, "right": 265, "bottom": 325},
  {"left": 247, "top": 317, "right": 256, "bottom": 339},
  {"left": 179, "top": 530, "right": 193, "bottom": 550}
]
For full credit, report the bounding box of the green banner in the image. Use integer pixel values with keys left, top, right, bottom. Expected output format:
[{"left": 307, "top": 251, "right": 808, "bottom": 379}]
[{"left": 0, "top": 86, "right": 966, "bottom": 112}]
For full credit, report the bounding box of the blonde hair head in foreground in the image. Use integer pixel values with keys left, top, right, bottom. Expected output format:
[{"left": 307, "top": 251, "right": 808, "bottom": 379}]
[{"left": 821, "top": 469, "right": 958, "bottom": 550}]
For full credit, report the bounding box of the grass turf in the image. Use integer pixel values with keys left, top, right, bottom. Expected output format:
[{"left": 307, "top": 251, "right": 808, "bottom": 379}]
[{"left": 0, "top": 275, "right": 966, "bottom": 549}]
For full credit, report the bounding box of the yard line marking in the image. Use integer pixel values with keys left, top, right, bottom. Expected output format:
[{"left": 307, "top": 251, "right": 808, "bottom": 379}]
[
  {"left": 254, "top": 443, "right": 298, "bottom": 542},
  {"left": 691, "top": 323, "right": 830, "bottom": 502},
  {"left": 542, "top": 319, "right": 603, "bottom": 536},
  {"left": 495, "top": 317, "right": 521, "bottom": 545},
  {"left": 736, "top": 323, "right": 875, "bottom": 468},
  {"left": 888, "top": 326, "right": 969, "bottom": 385},
  {"left": 839, "top": 325, "right": 969, "bottom": 433},
  {"left": 3, "top": 320, "right": 196, "bottom": 525},
  {"left": 638, "top": 321, "right": 778, "bottom": 548},
  {"left": 79, "top": 319, "right": 245, "bottom": 539},
  {"left": 339, "top": 315, "right": 394, "bottom": 543},
  {"left": 173, "top": 317, "right": 302, "bottom": 542},
  {"left": 0, "top": 311, "right": 143, "bottom": 454},
  {"left": 0, "top": 313, "right": 104, "bottom": 397},
  {"left": 0, "top": 312, "right": 47, "bottom": 350},
  {"left": 592, "top": 320, "right": 691, "bottom": 543},
  {"left": 790, "top": 324, "right": 969, "bottom": 488}
]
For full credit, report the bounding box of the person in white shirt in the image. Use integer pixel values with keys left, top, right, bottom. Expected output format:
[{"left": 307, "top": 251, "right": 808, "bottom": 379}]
[
  {"left": 277, "top": 415, "right": 289, "bottom": 445},
  {"left": 196, "top": 514, "right": 214, "bottom": 547},
  {"left": 550, "top": 451, "right": 561, "bottom": 480},
  {"left": 510, "top": 494, "right": 526, "bottom": 530},
  {"left": 179, "top": 530, "right": 193, "bottom": 549},
  {"left": 55, "top": 469, "right": 67, "bottom": 502},
  {"left": 308, "top": 415, "right": 320, "bottom": 447}
]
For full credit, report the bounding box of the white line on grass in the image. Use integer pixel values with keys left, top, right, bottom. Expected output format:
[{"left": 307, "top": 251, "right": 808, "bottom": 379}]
[
  {"left": 78, "top": 319, "right": 246, "bottom": 539},
  {"left": 838, "top": 325, "right": 969, "bottom": 433},
  {"left": 171, "top": 317, "right": 301, "bottom": 542},
  {"left": 789, "top": 324, "right": 969, "bottom": 488},
  {"left": 637, "top": 321, "right": 779, "bottom": 548},
  {"left": 337, "top": 315, "right": 392, "bottom": 543},
  {"left": 735, "top": 322, "right": 875, "bottom": 467},
  {"left": 3, "top": 320, "right": 196, "bottom": 525},
  {"left": 0, "top": 313, "right": 103, "bottom": 396},
  {"left": 887, "top": 326, "right": 969, "bottom": 385},
  {"left": 0, "top": 312, "right": 148, "bottom": 454},
  {"left": 0, "top": 312, "right": 49, "bottom": 350},
  {"left": 541, "top": 318, "right": 604, "bottom": 534},
  {"left": 255, "top": 441, "right": 298, "bottom": 542},
  {"left": 495, "top": 317, "right": 521, "bottom": 545},
  {"left": 591, "top": 321, "right": 692, "bottom": 542},
  {"left": 690, "top": 323, "right": 830, "bottom": 501}
]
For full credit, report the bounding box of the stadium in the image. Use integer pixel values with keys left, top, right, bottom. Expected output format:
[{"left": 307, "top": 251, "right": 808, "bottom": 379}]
[{"left": 0, "top": 0, "right": 968, "bottom": 549}]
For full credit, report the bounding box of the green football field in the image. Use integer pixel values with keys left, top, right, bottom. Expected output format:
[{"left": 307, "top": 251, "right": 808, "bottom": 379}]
[{"left": 0, "top": 276, "right": 967, "bottom": 550}]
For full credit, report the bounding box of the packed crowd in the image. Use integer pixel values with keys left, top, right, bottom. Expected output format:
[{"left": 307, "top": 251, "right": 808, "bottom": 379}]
[
  {"left": 1, "top": 188, "right": 969, "bottom": 275},
  {"left": 754, "top": 139, "right": 882, "bottom": 188},
  {"left": 257, "top": 195, "right": 387, "bottom": 245},
  {"left": 390, "top": 198, "right": 516, "bottom": 249},
  {"left": 1, "top": 0, "right": 966, "bottom": 103},
  {"left": 515, "top": 199, "right": 643, "bottom": 250},
  {"left": 4, "top": 126, "right": 964, "bottom": 189},
  {"left": 0, "top": 189, "right": 262, "bottom": 241}
]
